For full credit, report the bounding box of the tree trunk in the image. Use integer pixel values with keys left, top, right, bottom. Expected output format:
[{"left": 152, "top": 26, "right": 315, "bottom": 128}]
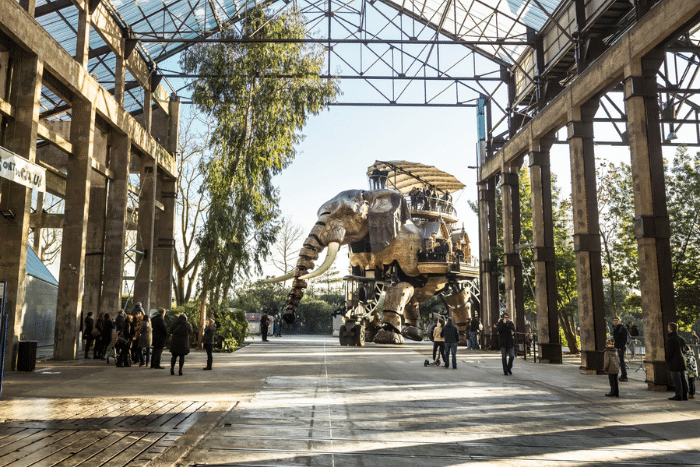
[
  {"left": 557, "top": 309, "right": 580, "bottom": 354},
  {"left": 197, "top": 250, "right": 217, "bottom": 348}
]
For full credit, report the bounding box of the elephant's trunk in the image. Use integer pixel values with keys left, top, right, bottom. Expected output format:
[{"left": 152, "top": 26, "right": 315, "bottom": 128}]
[{"left": 282, "top": 221, "right": 344, "bottom": 324}]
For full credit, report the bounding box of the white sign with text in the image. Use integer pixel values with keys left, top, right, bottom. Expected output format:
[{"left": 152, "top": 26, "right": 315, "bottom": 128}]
[{"left": 0, "top": 146, "right": 46, "bottom": 192}]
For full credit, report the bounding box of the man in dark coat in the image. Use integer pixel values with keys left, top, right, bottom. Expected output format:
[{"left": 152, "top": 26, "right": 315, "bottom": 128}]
[
  {"left": 666, "top": 322, "right": 688, "bottom": 401},
  {"left": 440, "top": 317, "right": 460, "bottom": 369},
  {"left": 260, "top": 313, "right": 270, "bottom": 342},
  {"left": 151, "top": 308, "right": 168, "bottom": 369},
  {"left": 169, "top": 313, "right": 193, "bottom": 375},
  {"left": 202, "top": 318, "right": 216, "bottom": 370},
  {"left": 497, "top": 313, "right": 516, "bottom": 375},
  {"left": 83, "top": 312, "right": 95, "bottom": 358},
  {"left": 613, "top": 317, "right": 629, "bottom": 382}
]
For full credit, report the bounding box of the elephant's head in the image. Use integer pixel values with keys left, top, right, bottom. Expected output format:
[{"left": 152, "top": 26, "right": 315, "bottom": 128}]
[{"left": 268, "top": 189, "right": 410, "bottom": 323}]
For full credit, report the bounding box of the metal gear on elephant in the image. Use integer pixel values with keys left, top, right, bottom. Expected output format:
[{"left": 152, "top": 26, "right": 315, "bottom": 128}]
[{"left": 268, "top": 160, "right": 480, "bottom": 347}]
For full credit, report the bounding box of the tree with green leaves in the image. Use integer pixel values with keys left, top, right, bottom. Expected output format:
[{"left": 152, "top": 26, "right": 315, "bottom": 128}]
[
  {"left": 180, "top": 6, "right": 339, "bottom": 346},
  {"left": 600, "top": 147, "right": 700, "bottom": 329}
]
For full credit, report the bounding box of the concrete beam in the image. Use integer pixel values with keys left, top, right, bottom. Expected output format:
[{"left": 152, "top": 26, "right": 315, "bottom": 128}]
[
  {"left": 29, "top": 212, "right": 64, "bottom": 229},
  {"left": 481, "top": 0, "right": 700, "bottom": 181},
  {"left": 37, "top": 122, "right": 72, "bottom": 154},
  {"left": 0, "top": 95, "right": 12, "bottom": 117},
  {"left": 0, "top": 0, "right": 177, "bottom": 178}
]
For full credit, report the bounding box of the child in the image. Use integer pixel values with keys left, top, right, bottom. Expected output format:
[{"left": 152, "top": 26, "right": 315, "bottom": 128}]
[
  {"left": 685, "top": 345, "right": 697, "bottom": 399},
  {"left": 604, "top": 338, "right": 620, "bottom": 397}
]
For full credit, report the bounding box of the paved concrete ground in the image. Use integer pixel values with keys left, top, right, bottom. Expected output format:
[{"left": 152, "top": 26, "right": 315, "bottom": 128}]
[{"left": 1, "top": 335, "right": 699, "bottom": 466}]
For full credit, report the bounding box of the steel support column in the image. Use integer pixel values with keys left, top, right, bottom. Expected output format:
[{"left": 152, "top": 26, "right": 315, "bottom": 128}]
[
  {"left": 568, "top": 99, "right": 606, "bottom": 374},
  {"left": 501, "top": 169, "right": 525, "bottom": 336},
  {"left": 55, "top": 96, "right": 95, "bottom": 360},
  {"left": 624, "top": 51, "right": 677, "bottom": 390},
  {"left": 529, "top": 137, "right": 562, "bottom": 363},
  {"left": 0, "top": 51, "right": 42, "bottom": 370},
  {"left": 478, "top": 178, "right": 497, "bottom": 349}
]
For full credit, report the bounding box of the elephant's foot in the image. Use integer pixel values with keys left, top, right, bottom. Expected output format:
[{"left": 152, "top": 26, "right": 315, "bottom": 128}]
[
  {"left": 401, "top": 325, "right": 423, "bottom": 342},
  {"left": 373, "top": 328, "right": 405, "bottom": 345}
]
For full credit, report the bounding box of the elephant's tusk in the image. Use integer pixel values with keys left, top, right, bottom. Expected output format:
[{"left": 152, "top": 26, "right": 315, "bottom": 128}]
[
  {"left": 263, "top": 270, "right": 296, "bottom": 283},
  {"left": 298, "top": 242, "right": 340, "bottom": 280}
]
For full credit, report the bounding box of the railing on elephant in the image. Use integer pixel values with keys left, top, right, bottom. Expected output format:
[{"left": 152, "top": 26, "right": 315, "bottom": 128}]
[{"left": 403, "top": 193, "right": 456, "bottom": 217}]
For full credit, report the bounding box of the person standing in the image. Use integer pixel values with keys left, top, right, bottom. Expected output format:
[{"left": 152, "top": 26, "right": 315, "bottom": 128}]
[
  {"left": 666, "top": 322, "right": 688, "bottom": 401},
  {"left": 432, "top": 318, "right": 445, "bottom": 365},
  {"left": 116, "top": 314, "right": 132, "bottom": 368},
  {"left": 691, "top": 331, "right": 699, "bottom": 346},
  {"left": 604, "top": 338, "right": 620, "bottom": 397},
  {"left": 441, "top": 317, "right": 459, "bottom": 369},
  {"left": 202, "top": 318, "right": 216, "bottom": 370},
  {"left": 496, "top": 313, "right": 515, "bottom": 375},
  {"left": 260, "top": 313, "right": 270, "bottom": 342},
  {"left": 685, "top": 345, "right": 697, "bottom": 400},
  {"left": 469, "top": 316, "right": 480, "bottom": 350},
  {"left": 138, "top": 315, "right": 152, "bottom": 367},
  {"left": 170, "top": 313, "right": 192, "bottom": 375},
  {"left": 93, "top": 313, "right": 104, "bottom": 359},
  {"left": 151, "top": 308, "right": 168, "bottom": 369},
  {"left": 101, "top": 312, "right": 114, "bottom": 361},
  {"left": 84, "top": 312, "right": 95, "bottom": 358},
  {"left": 613, "top": 317, "right": 629, "bottom": 382}
]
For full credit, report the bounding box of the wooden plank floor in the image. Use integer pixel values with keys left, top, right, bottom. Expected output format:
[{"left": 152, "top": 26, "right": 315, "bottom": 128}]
[{"left": 0, "top": 399, "right": 215, "bottom": 466}]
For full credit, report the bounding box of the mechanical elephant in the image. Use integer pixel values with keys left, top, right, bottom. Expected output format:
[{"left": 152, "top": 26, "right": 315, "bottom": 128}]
[{"left": 270, "top": 188, "right": 472, "bottom": 345}]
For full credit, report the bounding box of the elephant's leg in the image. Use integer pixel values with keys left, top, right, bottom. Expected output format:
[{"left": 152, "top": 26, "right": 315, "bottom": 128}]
[
  {"left": 401, "top": 300, "right": 423, "bottom": 342},
  {"left": 444, "top": 287, "right": 471, "bottom": 346},
  {"left": 374, "top": 282, "right": 414, "bottom": 345}
]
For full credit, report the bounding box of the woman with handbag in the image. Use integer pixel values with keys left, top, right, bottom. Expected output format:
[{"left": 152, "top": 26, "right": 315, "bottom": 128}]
[{"left": 169, "top": 313, "right": 192, "bottom": 375}]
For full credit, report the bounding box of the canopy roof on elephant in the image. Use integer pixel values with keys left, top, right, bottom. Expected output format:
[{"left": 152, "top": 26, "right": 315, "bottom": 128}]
[{"left": 367, "top": 161, "right": 465, "bottom": 194}]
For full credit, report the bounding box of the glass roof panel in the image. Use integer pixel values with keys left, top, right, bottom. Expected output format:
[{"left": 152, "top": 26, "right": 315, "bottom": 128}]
[{"left": 380, "top": 0, "right": 565, "bottom": 65}]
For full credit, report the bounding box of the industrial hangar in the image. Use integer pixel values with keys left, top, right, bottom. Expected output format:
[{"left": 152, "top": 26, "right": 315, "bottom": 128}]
[{"left": 0, "top": 0, "right": 698, "bottom": 393}]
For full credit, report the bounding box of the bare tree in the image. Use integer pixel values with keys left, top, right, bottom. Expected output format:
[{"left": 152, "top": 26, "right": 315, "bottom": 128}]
[
  {"left": 29, "top": 193, "right": 63, "bottom": 265},
  {"left": 173, "top": 109, "right": 211, "bottom": 306},
  {"left": 269, "top": 215, "right": 304, "bottom": 284}
]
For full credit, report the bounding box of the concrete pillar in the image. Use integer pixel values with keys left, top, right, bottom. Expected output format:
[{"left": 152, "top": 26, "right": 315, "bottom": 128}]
[
  {"left": 0, "top": 51, "right": 42, "bottom": 371},
  {"left": 82, "top": 174, "right": 107, "bottom": 320},
  {"left": 101, "top": 133, "right": 131, "bottom": 317},
  {"left": 133, "top": 158, "right": 157, "bottom": 312},
  {"left": 114, "top": 54, "right": 125, "bottom": 106},
  {"left": 529, "top": 138, "right": 562, "bottom": 363},
  {"left": 152, "top": 93, "right": 180, "bottom": 154},
  {"left": 55, "top": 97, "right": 95, "bottom": 360},
  {"left": 143, "top": 88, "right": 152, "bottom": 135},
  {"left": 75, "top": 7, "right": 90, "bottom": 68},
  {"left": 501, "top": 169, "right": 525, "bottom": 335},
  {"left": 623, "top": 52, "right": 677, "bottom": 390},
  {"left": 567, "top": 99, "right": 606, "bottom": 374},
  {"left": 19, "top": 0, "right": 35, "bottom": 16},
  {"left": 33, "top": 191, "right": 44, "bottom": 254},
  {"left": 152, "top": 176, "right": 176, "bottom": 312}
]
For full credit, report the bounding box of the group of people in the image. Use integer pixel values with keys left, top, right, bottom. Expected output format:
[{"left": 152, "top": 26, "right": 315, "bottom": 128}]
[
  {"left": 83, "top": 304, "right": 217, "bottom": 375},
  {"left": 430, "top": 317, "right": 460, "bottom": 369},
  {"left": 604, "top": 316, "right": 697, "bottom": 400},
  {"left": 260, "top": 313, "right": 282, "bottom": 341},
  {"left": 408, "top": 186, "right": 453, "bottom": 213}
]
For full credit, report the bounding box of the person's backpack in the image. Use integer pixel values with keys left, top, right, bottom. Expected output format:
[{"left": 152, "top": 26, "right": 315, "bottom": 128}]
[{"left": 626, "top": 327, "right": 631, "bottom": 346}]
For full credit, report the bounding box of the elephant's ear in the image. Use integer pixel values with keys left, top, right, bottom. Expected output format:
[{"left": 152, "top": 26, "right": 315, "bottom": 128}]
[{"left": 364, "top": 190, "right": 411, "bottom": 253}]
